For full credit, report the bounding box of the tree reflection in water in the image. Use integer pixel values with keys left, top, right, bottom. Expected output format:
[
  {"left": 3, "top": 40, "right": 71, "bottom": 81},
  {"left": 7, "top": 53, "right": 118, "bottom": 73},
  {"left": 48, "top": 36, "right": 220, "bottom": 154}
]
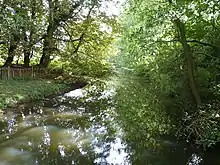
[
  {"left": 0, "top": 77, "right": 218, "bottom": 165},
  {"left": 0, "top": 80, "right": 128, "bottom": 165}
]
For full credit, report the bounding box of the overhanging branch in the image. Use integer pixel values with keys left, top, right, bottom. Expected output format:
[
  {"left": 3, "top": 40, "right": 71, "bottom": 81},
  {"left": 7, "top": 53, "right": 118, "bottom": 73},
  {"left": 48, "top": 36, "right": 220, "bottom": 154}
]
[
  {"left": 156, "top": 39, "right": 219, "bottom": 49},
  {"left": 155, "top": 39, "right": 179, "bottom": 43},
  {"left": 196, "top": 52, "right": 219, "bottom": 60},
  {"left": 186, "top": 40, "right": 218, "bottom": 49},
  {"left": 72, "top": 3, "right": 95, "bottom": 54}
]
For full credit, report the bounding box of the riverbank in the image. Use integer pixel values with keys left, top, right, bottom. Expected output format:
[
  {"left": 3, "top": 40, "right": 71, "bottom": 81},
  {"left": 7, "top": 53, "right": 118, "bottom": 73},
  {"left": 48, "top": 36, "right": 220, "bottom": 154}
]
[{"left": 0, "top": 79, "right": 84, "bottom": 110}]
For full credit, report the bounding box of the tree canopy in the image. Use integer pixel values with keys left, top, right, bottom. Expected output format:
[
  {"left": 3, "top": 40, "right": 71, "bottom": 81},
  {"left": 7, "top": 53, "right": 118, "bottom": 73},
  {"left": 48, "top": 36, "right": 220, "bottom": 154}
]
[{"left": 0, "top": 0, "right": 118, "bottom": 77}]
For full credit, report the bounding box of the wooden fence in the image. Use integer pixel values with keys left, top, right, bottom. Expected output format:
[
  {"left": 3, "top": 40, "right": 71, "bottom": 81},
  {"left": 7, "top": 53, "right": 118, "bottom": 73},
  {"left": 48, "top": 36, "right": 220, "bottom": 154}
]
[{"left": 0, "top": 66, "right": 46, "bottom": 80}]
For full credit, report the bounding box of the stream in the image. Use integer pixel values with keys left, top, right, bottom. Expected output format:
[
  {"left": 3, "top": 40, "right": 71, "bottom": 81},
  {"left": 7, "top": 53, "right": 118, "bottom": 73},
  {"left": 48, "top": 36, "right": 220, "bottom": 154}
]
[{"left": 0, "top": 76, "right": 219, "bottom": 165}]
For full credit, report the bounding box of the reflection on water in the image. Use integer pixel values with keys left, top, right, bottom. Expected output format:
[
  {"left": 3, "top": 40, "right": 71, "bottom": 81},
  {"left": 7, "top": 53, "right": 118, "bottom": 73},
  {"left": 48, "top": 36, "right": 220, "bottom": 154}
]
[
  {"left": 0, "top": 80, "right": 129, "bottom": 165},
  {"left": 65, "top": 89, "right": 84, "bottom": 98},
  {"left": 114, "top": 76, "right": 220, "bottom": 165},
  {"left": 0, "top": 77, "right": 219, "bottom": 165}
]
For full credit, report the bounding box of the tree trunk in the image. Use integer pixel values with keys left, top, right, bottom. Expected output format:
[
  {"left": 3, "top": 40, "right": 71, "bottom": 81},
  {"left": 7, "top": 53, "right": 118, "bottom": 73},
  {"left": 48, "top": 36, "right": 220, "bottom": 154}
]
[
  {"left": 40, "top": 25, "right": 54, "bottom": 67},
  {"left": 24, "top": 49, "right": 31, "bottom": 67},
  {"left": 40, "top": 0, "right": 56, "bottom": 68},
  {"left": 3, "top": 37, "right": 18, "bottom": 67},
  {"left": 23, "top": 30, "right": 31, "bottom": 67},
  {"left": 39, "top": 0, "right": 81, "bottom": 67},
  {"left": 23, "top": 0, "right": 36, "bottom": 67},
  {"left": 174, "top": 19, "right": 202, "bottom": 105}
]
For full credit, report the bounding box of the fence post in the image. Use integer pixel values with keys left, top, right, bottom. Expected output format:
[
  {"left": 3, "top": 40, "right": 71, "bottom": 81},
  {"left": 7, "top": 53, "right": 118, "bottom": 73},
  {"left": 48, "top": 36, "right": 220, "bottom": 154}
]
[
  {"left": 12, "top": 68, "right": 14, "bottom": 78},
  {"left": 39, "top": 68, "right": 41, "bottom": 78},
  {"left": 7, "top": 66, "right": 11, "bottom": 79},
  {"left": 0, "top": 68, "right": 2, "bottom": 80},
  {"left": 31, "top": 66, "right": 34, "bottom": 79},
  {"left": 19, "top": 68, "right": 22, "bottom": 78}
]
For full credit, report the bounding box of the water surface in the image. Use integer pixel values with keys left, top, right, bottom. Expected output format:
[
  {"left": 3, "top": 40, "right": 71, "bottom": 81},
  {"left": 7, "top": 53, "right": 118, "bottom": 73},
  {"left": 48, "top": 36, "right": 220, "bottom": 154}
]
[{"left": 0, "top": 77, "right": 219, "bottom": 165}]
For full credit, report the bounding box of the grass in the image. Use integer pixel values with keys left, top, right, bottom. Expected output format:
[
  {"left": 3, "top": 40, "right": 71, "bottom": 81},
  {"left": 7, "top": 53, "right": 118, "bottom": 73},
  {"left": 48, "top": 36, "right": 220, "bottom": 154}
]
[{"left": 0, "top": 79, "right": 70, "bottom": 109}]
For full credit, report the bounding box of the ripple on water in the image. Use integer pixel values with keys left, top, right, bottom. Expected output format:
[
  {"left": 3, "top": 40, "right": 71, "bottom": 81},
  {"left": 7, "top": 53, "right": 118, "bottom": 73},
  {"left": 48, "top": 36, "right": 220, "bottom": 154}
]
[
  {"left": 0, "top": 81, "right": 130, "bottom": 165},
  {"left": 0, "top": 78, "right": 216, "bottom": 165}
]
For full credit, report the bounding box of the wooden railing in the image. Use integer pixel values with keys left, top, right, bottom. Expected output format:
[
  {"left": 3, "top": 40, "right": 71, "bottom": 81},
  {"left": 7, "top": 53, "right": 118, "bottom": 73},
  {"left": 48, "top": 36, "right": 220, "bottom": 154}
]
[{"left": 0, "top": 66, "right": 46, "bottom": 80}]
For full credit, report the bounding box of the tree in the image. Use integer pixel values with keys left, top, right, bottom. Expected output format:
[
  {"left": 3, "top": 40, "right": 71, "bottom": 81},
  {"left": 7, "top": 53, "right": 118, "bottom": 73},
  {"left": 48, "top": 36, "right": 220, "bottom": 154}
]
[
  {"left": 117, "top": 0, "right": 220, "bottom": 147},
  {"left": 0, "top": 0, "right": 118, "bottom": 72}
]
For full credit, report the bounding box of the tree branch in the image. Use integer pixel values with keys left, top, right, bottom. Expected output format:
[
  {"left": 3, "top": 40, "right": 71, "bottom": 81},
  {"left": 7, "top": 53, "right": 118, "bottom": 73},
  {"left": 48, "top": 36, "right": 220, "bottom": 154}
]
[
  {"left": 73, "top": 33, "right": 84, "bottom": 53},
  {"left": 156, "top": 39, "right": 219, "bottom": 49},
  {"left": 54, "top": 1, "right": 83, "bottom": 25},
  {"left": 60, "top": 24, "right": 75, "bottom": 42},
  {"left": 196, "top": 52, "right": 219, "bottom": 60},
  {"left": 72, "top": 3, "right": 95, "bottom": 54},
  {"left": 53, "top": 37, "right": 81, "bottom": 42},
  {"left": 186, "top": 40, "right": 218, "bottom": 49},
  {"left": 156, "top": 39, "right": 179, "bottom": 43}
]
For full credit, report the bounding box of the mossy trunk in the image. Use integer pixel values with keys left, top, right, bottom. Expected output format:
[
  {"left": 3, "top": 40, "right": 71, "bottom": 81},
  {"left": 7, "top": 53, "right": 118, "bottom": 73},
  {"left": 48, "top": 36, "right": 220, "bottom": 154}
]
[{"left": 174, "top": 19, "right": 202, "bottom": 105}]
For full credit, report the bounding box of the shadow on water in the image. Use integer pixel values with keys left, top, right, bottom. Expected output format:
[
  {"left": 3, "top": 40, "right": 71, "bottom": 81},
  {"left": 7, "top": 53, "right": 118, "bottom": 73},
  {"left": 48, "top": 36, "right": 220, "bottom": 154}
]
[{"left": 0, "top": 76, "right": 219, "bottom": 164}]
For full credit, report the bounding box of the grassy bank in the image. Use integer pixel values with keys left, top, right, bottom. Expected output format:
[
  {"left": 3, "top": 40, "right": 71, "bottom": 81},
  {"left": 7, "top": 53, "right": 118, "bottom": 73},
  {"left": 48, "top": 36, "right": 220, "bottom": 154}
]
[{"left": 0, "top": 79, "right": 70, "bottom": 109}]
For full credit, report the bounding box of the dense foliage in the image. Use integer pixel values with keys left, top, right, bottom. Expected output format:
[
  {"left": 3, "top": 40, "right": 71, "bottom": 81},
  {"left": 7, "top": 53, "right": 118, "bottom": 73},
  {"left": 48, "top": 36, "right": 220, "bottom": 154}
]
[
  {"left": 0, "top": 0, "right": 117, "bottom": 77},
  {"left": 116, "top": 0, "right": 220, "bottom": 148}
]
